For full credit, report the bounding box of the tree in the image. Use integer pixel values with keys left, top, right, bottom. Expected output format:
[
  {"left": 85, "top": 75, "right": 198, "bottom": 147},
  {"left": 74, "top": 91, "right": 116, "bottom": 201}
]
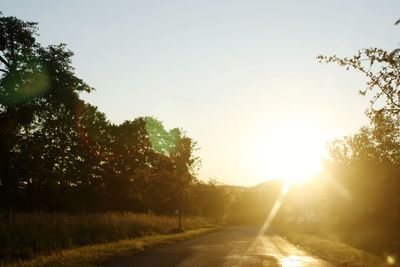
[
  {"left": 144, "top": 117, "right": 199, "bottom": 226},
  {"left": 319, "top": 39, "right": 400, "bottom": 252},
  {"left": 189, "top": 179, "right": 230, "bottom": 220},
  {"left": 326, "top": 114, "right": 400, "bottom": 229},
  {"left": 0, "top": 13, "right": 206, "bottom": 219},
  {"left": 318, "top": 48, "right": 400, "bottom": 117},
  {"left": 101, "top": 117, "right": 154, "bottom": 211},
  {"left": 0, "top": 13, "right": 91, "bottom": 217}
]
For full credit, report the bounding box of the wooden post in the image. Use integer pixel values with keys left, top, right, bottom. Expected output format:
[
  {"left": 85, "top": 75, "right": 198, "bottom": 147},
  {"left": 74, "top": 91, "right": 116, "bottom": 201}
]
[{"left": 178, "top": 209, "right": 182, "bottom": 229}]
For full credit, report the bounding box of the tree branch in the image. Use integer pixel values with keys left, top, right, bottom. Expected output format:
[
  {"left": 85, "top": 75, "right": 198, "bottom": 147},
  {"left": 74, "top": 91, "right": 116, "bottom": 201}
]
[
  {"left": 10, "top": 34, "right": 15, "bottom": 62},
  {"left": 0, "top": 55, "right": 10, "bottom": 68}
]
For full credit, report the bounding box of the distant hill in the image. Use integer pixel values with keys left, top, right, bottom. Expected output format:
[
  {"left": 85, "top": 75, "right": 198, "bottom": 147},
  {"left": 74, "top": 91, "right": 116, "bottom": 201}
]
[
  {"left": 224, "top": 180, "right": 285, "bottom": 225},
  {"left": 249, "top": 179, "right": 285, "bottom": 191},
  {"left": 219, "top": 184, "right": 246, "bottom": 192}
]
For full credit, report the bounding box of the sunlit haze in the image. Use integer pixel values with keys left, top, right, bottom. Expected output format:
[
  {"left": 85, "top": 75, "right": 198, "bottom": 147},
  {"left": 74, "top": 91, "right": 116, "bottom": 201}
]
[
  {"left": 3, "top": 0, "right": 400, "bottom": 185},
  {"left": 2, "top": 2, "right": 400, "bottom": 266},
  {"left": 247, "top": 119, "right": 330, "bottom": 184}
]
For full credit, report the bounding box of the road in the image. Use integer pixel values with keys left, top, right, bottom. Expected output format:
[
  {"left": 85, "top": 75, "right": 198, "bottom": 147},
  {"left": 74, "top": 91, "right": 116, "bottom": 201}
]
[{"left": 107, "top": 227, "right": 333, "bottom": 267}]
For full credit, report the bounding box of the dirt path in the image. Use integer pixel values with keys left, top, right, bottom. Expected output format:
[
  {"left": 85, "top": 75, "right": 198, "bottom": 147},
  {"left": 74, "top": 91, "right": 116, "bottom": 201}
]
[{"left": 107, "top": 227, "right": 333, "bottom": 267}]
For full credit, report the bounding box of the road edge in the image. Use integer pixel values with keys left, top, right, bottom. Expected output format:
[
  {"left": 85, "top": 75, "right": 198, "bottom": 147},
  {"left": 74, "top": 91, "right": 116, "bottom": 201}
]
[
  {"left": 1, "top": 227, "right": 220, "bottom": 267},
  {"left": 283, "top": 232, "right": 386, "bottom": 267}
]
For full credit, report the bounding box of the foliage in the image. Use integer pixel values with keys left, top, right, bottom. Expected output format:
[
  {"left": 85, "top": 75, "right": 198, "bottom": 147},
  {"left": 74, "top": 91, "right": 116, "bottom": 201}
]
[
  {"left": 188, "top": 179, "right": 231, "bottom": 220},
  {"left": 318, "top": 48, "right": 400, "bottom": 116},
  {"left": 0, "top": 12, "right": 229, "bottom": 222},
  {"left": 319, "top": 44, "right": 400, "bottom": 254},
  {"left": 0, "top": 13, "right": 91, "bottom": 216},
  {"left": 324, "top": 112, "right": 400, "bottom": 252}
]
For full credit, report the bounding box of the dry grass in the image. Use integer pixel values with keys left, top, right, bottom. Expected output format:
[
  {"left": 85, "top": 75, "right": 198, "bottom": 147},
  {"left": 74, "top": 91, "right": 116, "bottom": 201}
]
[
  {"left": 0, "top": 228, "right": 217, "bottom": 267},
  {"left": 0, "top": 212, "right": 210, "bottom": 263},
  {"left": 284, "top": 232, "right": 387, "bottom": 267}
]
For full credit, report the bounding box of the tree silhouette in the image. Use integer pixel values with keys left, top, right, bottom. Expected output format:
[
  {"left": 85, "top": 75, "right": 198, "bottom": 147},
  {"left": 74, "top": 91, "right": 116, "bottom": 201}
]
[
  {"left": 318, "top": 48, "right": 400, "bottom": 116},
  {"left": 0, "top": 12, "right": 228, "bottom": 222},
  {"left": 319, "top": 40, "right": 400, "bottom": 252},
  {"left": 0, "top": 13, "right": 91, "bottom": 216}
]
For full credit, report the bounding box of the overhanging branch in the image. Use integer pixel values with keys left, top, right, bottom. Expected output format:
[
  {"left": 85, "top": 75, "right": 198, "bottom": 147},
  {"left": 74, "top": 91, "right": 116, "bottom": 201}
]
[{"left": 0, "top": 55, "right": 10, "bottom": 68}]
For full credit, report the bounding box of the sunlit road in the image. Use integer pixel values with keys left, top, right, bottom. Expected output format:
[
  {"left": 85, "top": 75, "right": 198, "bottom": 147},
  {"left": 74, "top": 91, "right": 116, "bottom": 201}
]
[{"left": 107, "top": 227, "right": 333, "bottom": 267}]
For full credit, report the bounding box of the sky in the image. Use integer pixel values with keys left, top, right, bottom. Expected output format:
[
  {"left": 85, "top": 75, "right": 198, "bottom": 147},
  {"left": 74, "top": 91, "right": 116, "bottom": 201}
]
[{"left": 3, "top": 0, "right": 400, "bottom": 186}]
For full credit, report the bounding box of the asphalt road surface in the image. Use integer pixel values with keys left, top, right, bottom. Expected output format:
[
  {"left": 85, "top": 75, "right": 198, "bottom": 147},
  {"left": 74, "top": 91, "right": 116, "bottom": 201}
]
[{"left": 107, "top": 227, "right": 333, "bottom": 267}]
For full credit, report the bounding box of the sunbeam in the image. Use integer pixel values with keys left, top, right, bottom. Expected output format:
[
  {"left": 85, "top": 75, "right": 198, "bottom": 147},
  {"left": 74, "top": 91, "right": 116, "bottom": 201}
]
[{"left": 259, "top": 180, "right": 291, "bottom": 236}]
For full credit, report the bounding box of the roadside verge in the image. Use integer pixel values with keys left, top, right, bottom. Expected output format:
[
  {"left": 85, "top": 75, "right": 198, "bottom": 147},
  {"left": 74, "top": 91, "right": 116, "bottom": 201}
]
[
  {"left": 1, "top": 227, "right": 218, "bottom": 267},
  {"left": 283, "top": 232, "right": 387, "bottom": 267}
]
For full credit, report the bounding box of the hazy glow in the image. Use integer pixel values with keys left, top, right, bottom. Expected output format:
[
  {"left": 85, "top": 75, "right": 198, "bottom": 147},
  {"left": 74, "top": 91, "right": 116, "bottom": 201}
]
[
  {"left": 247, "top": 119, "right": 330, "bottom": 183},
  {"left": 259, "top": 181, "right": 291, "bottom": 235},
  {"left": 387, "top": 255, "right": 396, "bottom": 265},
  {"left": 280, "top": 256, "right": 304, "bottom": 267},
  {"left": 3, "top": 0, "right": 399, "bottom": 186}
]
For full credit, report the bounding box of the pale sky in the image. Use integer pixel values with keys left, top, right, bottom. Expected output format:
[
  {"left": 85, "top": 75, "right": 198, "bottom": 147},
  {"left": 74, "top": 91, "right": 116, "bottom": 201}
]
[{"left": 3, "top": 1, "right": 400, "bottom": 186}]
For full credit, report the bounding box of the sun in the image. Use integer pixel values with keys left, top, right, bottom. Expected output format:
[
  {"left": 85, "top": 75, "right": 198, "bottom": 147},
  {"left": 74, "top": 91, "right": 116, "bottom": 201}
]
[{"left": 247, "top": 120, "right": 330, "bottom": 184}]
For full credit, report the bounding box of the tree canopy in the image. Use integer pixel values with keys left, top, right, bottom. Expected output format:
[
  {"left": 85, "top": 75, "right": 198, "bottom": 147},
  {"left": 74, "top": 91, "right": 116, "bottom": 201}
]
[
  {"left": 0, "top": 12, "right": 225, "bottom": 219},
  {"left": 318, "top": 39, "right": 400, "bottom": 253}
]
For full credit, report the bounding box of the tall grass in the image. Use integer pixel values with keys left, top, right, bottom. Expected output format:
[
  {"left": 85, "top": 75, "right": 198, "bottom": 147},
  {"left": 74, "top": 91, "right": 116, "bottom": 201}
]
[
  {"left": 0, "top": 212, "right": 210, "bottom": 262},
  {"left": 284, "top": 232, "right": 384, "bottom": 267}
]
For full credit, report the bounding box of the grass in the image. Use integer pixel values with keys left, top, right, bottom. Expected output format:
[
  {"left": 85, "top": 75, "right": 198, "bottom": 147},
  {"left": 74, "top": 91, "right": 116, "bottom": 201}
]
[
  {"left": 0, "top": 212, "right": 211, "bottom": 263},
  {"left": 283, "top": 232, "right": 388, "bottom": 267},
  {"left": 0, "top": 227, "right": 217, "bottom": 267}
]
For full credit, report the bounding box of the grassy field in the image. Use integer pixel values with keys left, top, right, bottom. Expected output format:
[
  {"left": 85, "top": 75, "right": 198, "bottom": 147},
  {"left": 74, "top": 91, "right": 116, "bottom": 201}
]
[
  {"left": 0, "top": 212, "right": 211, "bottom": 264},
  {"left": 0, "top": 228, "right": 217, "bottom": 267},
  {"left": 283, "top": 232, "right": 388, "bottom": 267}
]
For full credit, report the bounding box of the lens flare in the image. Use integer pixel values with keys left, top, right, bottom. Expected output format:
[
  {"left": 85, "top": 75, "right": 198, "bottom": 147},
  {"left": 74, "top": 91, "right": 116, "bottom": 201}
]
[
  {"left": 0, "top": 60, "right": 50, "bottom": 105},
  {"left": 145, "top": 117, "right": 180, "bottom": 155},
  {"left": 259, "top": 180, "right": 291, "bottom": 236}
]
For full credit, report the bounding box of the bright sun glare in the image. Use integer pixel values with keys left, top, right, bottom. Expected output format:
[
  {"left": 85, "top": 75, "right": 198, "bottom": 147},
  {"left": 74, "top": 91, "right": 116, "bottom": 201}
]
[{"left": 247, "top": 120, "right": 329, "bottom": 184}]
